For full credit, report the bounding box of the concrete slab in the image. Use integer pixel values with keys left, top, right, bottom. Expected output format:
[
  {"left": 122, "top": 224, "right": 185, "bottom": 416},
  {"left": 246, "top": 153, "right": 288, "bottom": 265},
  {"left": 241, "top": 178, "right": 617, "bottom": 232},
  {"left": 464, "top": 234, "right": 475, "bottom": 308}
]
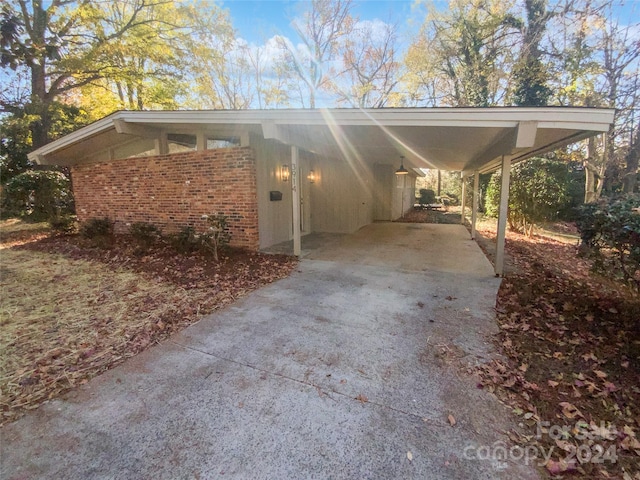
[{"left": 1, "top": 223, "right": 540, "bottom": 480}]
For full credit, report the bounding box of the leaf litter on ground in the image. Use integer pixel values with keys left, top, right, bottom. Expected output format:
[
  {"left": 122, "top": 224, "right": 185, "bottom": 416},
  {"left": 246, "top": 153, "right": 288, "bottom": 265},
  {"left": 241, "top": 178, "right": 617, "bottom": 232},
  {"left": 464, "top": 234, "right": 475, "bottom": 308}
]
[
  {"left": 1, "top": 229, "right": 296, "bottom": 425},
  {"left": 472, "top": 222, "right": 640, "bottom": 479}
]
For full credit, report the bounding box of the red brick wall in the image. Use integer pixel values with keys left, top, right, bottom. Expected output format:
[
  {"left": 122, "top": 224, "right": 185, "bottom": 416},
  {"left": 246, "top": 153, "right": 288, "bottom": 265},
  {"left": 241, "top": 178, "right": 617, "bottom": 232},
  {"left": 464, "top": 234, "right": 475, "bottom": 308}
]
[{"left": 71, "top": 148, "right": 259, "bottom": 250}]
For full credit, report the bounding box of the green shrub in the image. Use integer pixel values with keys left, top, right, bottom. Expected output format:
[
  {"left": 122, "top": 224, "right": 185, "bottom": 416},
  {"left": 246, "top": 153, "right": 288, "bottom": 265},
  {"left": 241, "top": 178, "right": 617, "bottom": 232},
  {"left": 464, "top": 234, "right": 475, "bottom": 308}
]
[
  {"left": 485, "top": 158, "right": 571, "bottom": 236},
  {"left": 168, "top": 216, "right": 231, "bottom": 260},
  {"left": 129, "top": 222, "right": 161, "bottom": 249},
  {"left": 49, "top": 214, "right": 77, "bottom": 234},
  {"left": 444, "top": 192, "right": 459, "bottom": 206},
  {"left": 576, "top": 194, "right": 640, "bottom": 290},
  {"left": 418, "top": 188, "right": 436, "bottom": 205},
  {"left": 169, "top": 226, "right": 199, "bottom": 254},
  {"left": 2, "top": 170, "right": 73, "bottom": 220},
  {"left": 80, "top": 218, "right": 114, "bottom": 247}
]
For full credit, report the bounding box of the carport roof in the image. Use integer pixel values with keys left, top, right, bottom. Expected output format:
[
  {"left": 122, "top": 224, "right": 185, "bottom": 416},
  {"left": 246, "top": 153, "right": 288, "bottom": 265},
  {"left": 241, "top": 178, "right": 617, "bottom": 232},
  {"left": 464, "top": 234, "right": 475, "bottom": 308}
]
[{"left": 29, "top": 107, "right": 615, "bottom": 174}]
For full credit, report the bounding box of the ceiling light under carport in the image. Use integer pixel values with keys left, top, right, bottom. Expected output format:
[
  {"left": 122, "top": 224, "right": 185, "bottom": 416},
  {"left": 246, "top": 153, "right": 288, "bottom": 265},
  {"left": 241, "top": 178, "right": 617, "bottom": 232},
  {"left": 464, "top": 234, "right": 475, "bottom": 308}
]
[{"left": 395, "top": 156, "right": 409, "bottom": 175}]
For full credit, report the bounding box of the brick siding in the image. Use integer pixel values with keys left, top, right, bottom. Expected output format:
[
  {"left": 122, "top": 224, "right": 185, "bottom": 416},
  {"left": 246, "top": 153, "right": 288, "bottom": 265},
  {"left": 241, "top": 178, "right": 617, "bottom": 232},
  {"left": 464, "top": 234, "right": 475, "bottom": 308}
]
[{"left": 71, "top": 147, "right": 259, "bottom": 250}]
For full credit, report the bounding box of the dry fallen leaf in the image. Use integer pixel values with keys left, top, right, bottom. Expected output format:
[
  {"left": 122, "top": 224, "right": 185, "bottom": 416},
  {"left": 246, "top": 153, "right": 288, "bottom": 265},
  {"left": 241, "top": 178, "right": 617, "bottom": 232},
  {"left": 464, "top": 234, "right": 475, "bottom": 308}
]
[
  {"left": 355, "top": 393, "right": 368, "bottom": 403},
  {"left": 593, "top": 370, "right": 608, "bottom": 379},
  {"left": 548, "top": 380, "right": 559, "bottom": 387},
  {"left": 448, "top": 414, "right": 456, "bottom": 426},
  {"left": 545, "top": 458, "right": 576, "bottom": 475},
  {"left": 559, "top": 401, "right": 583, "bottom": 419},
  {"left": 407, "top": 451, "right": 413, "bottom": 462}
]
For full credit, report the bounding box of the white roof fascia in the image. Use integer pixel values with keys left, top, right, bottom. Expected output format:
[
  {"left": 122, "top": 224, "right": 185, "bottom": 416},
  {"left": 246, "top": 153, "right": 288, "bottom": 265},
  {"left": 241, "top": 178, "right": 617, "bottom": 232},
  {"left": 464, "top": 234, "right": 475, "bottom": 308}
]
[
  {"left": 109, "top": 108, "right": 616, "bottom": 128},
  {"left": 29, "top": 107, "right": 615, "bottom": 164},
  {"left": 27, "top": 113, "right": 118, "bottom": 162}
]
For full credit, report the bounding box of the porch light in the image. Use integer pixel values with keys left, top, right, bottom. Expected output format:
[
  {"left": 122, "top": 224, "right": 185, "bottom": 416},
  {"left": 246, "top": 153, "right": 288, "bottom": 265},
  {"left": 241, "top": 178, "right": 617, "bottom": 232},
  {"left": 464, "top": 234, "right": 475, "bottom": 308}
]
[
  {"left": 281, "top": 164, "right": 290, "bottom": 182},
  {"left": 307, "top": 170, "right": 316, "bottom": 183},
  {"left": 395, "top": 156, "right": 409, "bottom": 175}
]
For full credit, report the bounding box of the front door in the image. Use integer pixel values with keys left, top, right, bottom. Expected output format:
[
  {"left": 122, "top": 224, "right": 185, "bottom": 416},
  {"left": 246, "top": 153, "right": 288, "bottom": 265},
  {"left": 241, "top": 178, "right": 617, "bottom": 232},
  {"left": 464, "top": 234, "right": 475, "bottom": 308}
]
[{"left": 299, "top": 162, "right": 312, "bottom": 235}]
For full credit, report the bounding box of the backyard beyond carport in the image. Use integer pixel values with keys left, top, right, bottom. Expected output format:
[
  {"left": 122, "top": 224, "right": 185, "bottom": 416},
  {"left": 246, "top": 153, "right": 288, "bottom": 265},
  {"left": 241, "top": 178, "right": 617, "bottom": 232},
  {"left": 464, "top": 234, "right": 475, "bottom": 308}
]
[{"left": 1, "top": 223, "right": 540, "bottom": 479}]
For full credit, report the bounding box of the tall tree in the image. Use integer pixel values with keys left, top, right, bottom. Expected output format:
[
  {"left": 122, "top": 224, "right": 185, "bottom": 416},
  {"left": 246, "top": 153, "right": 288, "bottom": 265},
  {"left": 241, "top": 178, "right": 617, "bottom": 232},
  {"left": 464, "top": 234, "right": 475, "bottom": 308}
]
[
  {"left": 278, "top": 0, "right": 354, "bottom": 108},
  {"left": 334, "top": 19, "right": 401, "bottom": 108},
  {"left": 406, "top": 0, "right": 521, "bottom": 107},
  {"left": 548, "top": 0, "right": 640, "bottom": 201},
  {"left": 0, "top": 0, "right": 174, "bottom": 147},
  {"left": 623, "top": 123, "right": 639, "bottom": 193},
  {"left": 180, "top": 5, "right": 252, "bottom": 110},
  {"left": 511, "top": 0, "right": 552, "bottom": 106}
]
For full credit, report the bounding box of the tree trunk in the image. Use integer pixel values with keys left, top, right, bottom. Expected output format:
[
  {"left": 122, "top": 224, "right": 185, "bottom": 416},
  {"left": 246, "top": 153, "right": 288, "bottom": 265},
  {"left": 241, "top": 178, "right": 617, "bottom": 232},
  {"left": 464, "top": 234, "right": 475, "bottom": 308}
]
[
  {"left": 584, "top": 136, "right": 596, "bottom": 203},
  {"left": 30, "top": 62, "right": 51, "bottom": 148},
  {"left": 584, "top": 135, "right": 607, "bottom": 203},
  {"left": 585, "top": 168, "right": 596, "bottom": 203},
  {"left": 29, "top": 2, "right": 51, "bottom": 148},
  {"left": 623, "top": 125, "right": 639, "bottom": 193},
  {"left": 596, "top": 133, "right": 608, "bottom": 200}
]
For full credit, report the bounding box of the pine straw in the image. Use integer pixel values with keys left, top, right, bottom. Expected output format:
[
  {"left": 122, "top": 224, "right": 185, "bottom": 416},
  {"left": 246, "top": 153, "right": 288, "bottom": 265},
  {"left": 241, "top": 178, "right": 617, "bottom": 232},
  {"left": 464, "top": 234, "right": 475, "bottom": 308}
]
[
  {"left": 2, "top": 250, "right": 185, "bottom": 424},
  {"left": 1, "top": 237, "right": 297, "bottom": 426}
]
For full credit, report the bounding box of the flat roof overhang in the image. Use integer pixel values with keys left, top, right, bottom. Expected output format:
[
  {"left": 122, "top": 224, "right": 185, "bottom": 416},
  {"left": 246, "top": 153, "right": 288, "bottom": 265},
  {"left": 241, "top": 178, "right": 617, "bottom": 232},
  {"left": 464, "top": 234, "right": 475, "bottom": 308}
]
[{"left": 29, "top": 107, "right": 615, "bottom": 174}]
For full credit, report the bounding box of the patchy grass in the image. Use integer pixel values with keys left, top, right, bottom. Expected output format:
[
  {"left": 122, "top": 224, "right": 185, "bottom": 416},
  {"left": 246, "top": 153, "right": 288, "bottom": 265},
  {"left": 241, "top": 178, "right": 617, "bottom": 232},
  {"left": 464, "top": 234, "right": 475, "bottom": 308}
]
[
  {"left": 0, "top": 221, "right": 296, "bottom": 425},
  {"left": 472, "top": 219, "right": 640, "bottom": 479},
  {"left": 0, "top": 218, "right": 50, "bottom": 248}
]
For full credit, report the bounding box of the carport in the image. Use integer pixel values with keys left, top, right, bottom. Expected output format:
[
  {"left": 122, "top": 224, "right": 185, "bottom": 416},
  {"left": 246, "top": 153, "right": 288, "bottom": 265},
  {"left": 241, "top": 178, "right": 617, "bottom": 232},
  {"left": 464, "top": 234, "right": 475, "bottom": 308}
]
[
  {"left": 258, "top": 107, "right": 614, "bottom": 274},
  {"left": 29, "top": 107, "right": 615, "bottom": 275}
]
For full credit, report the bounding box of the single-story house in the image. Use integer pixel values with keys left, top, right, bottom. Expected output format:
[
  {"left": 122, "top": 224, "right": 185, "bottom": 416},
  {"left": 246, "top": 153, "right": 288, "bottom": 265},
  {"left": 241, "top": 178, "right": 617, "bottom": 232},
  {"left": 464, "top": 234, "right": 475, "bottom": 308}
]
[{"left": 29, "top": 107, "right": 615, "bottom": 275}]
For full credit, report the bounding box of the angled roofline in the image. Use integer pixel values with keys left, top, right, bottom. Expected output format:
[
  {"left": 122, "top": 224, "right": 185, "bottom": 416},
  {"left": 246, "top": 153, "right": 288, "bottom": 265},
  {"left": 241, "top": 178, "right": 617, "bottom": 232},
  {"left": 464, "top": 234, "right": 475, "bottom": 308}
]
[{"left": 28, "top": 107, "right": 616, "bottom": 164}]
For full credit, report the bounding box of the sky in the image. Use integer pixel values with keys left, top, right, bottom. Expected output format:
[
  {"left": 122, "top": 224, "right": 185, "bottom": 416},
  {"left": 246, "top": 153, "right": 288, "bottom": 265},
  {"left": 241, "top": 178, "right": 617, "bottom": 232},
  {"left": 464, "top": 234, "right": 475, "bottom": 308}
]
[
  {"left": 220, "top": 0, "right": 639, "bottom": 46},
  {"left": 220, "top": 0, "right": 424, "bottom": 44}
]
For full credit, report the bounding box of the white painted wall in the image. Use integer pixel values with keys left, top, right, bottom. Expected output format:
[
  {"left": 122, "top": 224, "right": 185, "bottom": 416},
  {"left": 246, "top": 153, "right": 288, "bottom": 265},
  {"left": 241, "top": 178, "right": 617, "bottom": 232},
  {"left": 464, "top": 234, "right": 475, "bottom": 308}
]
[
  {"left": 254, "top": 138, "right": 414, "bottom": 248},
  {"left": 254, "top": 136, "right": 295, "bottom": 249},
  {"left": 373, "top": 163, "right": 393, "bottom": 221},
  {"left": 310, "top": 156, "right": 374, "bottom": 233},
  {"left": 391, "top": 174, "right": 416, "bottom": 220}
]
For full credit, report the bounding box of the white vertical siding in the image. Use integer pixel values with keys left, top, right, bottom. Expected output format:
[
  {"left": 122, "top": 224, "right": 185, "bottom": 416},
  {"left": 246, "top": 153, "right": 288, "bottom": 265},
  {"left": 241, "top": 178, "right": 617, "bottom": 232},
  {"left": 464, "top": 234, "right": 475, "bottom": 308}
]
[
  {"left": 310, "top": 156, "right": 374, "bottom": 233},
  {"left": 255, "top": 139, "right": 413, "bottom": 248},
  {"left": 391, "top": 174, "right": 416, "bottom": 220},
  {"left": 373, "top": 163, "right": 393, "bottom": 221},
  {"left": 254, "top": 137, "right": 294, "bottom": 249}
]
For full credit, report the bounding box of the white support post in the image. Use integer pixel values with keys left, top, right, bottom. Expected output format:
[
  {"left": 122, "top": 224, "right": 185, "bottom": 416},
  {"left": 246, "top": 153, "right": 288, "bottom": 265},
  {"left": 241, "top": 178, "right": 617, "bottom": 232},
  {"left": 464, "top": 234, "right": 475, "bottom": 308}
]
[
  {"left": 154, "top": 132, "right": 168, "bottom": 155},
  {"left": 196, "top": 132, "right": 207, "bottom": 151},
  {"left": 471, "top": 170, "right": 479, "bottom": 240},
  {"left": 495, "top": 155, "right": 511, "bottom": 277},
  {"left": 291, "top": 146, "right": 301, "bottom": 257},
  {"left": 240, "top": 131, "right": 250, "bottom": 147},
  {"left": 460, "top": 175, "right": 466, "bottom": 225}
]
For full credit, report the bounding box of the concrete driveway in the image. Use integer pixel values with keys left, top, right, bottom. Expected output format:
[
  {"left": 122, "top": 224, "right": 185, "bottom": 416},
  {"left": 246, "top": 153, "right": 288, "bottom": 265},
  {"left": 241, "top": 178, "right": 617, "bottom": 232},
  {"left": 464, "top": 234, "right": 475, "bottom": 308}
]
[{"left": 1, "top": 223, "right": 540, "bottom": 479}]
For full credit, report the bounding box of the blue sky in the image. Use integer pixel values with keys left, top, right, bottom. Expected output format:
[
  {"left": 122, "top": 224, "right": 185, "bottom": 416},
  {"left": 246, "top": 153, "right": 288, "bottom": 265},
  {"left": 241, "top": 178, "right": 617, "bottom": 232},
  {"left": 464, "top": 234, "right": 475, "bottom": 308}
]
[
  {"left": 220, "top": 0, "right": 424, "bottom": 44},
  {"left": 220, "top": 0, "right": 639, "bottom": 46}
]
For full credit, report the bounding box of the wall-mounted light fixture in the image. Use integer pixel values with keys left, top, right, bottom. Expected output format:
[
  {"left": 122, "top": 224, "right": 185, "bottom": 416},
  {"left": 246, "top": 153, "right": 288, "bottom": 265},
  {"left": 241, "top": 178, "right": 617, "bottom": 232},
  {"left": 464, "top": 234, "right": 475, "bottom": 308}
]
[
  {"left": 395, "top": 156, "right": 409, "bottom": 175},
  {"left": 307, "top": 170, "right": 316, "bottom": 183},
  {"left": 281, "top": 164, "right": 290, "bottom": 182}
]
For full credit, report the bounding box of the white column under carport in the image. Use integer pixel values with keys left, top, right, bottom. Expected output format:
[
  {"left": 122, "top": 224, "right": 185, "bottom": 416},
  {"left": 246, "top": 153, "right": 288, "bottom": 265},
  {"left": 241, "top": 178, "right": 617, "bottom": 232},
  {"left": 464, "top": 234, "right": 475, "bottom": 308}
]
[
  {"left": 291, "top": 145, "right": 302, "bottom": 256},
  {"left": 471, "top": 170, "right": 479, "bottom": 240},
  {"left": 495, "top": 155, "right": 511, "bottom": 277},
  {"left": 460, "top": 174, "right": 467, "bottom": 225}
]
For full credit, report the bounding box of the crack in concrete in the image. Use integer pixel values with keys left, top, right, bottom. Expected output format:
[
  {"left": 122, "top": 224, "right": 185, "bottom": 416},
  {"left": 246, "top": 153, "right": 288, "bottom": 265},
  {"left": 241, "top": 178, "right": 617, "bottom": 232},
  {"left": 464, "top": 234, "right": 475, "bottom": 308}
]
[{"left": 169, "top": 339, "right": 447, "bottom": 427}]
